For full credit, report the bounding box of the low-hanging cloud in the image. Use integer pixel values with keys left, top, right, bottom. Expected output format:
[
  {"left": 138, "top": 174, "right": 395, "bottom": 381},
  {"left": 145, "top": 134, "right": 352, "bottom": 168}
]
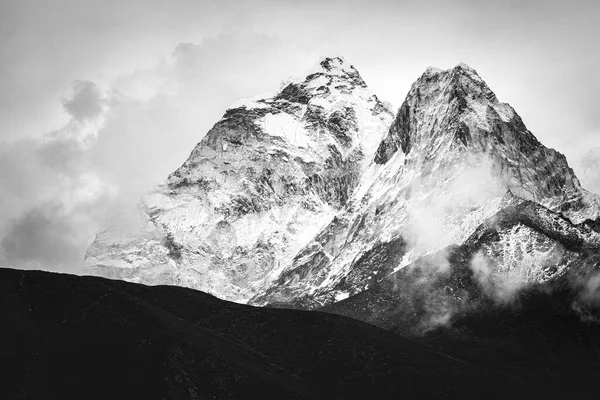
[
  {"left": 469, "top": 250, "right": 530, "bottom": 304},
  {"left": 402, "top": 157, "right": 504, "bottom": 254},
  {"left": 576, "top": 147, "right": 600, "bottom": 195}
]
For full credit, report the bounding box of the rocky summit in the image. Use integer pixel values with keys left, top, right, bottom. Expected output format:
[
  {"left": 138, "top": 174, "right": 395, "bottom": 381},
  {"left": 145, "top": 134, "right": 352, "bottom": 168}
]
[{"left": 86, "top": 59, "right": 600, "bottom": 310}]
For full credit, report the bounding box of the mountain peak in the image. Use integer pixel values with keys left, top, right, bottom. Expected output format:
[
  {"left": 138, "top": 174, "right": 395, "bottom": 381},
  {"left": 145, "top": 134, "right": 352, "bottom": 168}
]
[
  {"left": 374, "top": 63, "right": 500, "bottom": 164},
  {"left": 318, "top": 56, "right": 356, "bottom": 75},
  {"left": 423, "top": 66, "right": 443, "bottom": 75},
  {"left": 86, "top": 55, "right": 394, "bottom": 303},
  {"left": 423, "top": 62, "right": 478, "bottom": 76},
  {"left": 273, "top": 56, "right": 368, "bottom": 105},
  {"left": 416, "top": 62, "right": 497, "bottom": 105},
  {"left": 229, "top": 56, "right": 383, "bottom": 116},
  {"left": 374, "top": 62, "right": 586, "bottom": 216},
  {"left": 454, "top": 61, "right": 476, "bottom": 71}
]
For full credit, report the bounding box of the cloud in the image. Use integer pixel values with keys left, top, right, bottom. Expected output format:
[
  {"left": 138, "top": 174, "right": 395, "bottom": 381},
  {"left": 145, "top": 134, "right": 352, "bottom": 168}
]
[
  {"left": 62, "top": 80, "right": 106, "bottom": 121},
  {"left": 0, "top": 125, "right": 115, "bottom": 272},
  {"left": 0, "top": 70, "right": 114, "bottom": 272},
  {"left": 403, "top": 157, "right": 503, "bottom": 253},
  {"left": 36, "top": 137, "right": 86, "bottom": 174},
  {"left": 469, "top": 250, "right": 529, "bottom": 304},
  {"left": 570, "top": 271, "right": 600, "bottom": 323},
  {"left": 1, "top": 203, "right": 83, "bottom": 270},
  {"left": 581, "top": 273, "right": 600, "bottom": 307},
  {"left": 575, "top": 147, "right": 600, "bottom": 195}
]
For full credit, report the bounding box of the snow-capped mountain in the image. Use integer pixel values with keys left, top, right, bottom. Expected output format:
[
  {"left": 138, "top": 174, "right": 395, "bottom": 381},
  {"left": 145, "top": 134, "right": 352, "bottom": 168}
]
[
  {"left": 253, "top": 63, "right": 600, "bottom": 308},
  {"left": 85, "top": 57, "right": 393, "bottom": 302},
  {"left": 86, "top": 59, "right": 600, "bottom": 309}
]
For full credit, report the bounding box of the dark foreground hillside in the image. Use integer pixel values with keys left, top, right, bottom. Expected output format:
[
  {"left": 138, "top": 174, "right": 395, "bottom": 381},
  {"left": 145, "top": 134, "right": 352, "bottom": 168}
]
[{"left": 0, "top": 267, "right": 580, "bottom": 399}]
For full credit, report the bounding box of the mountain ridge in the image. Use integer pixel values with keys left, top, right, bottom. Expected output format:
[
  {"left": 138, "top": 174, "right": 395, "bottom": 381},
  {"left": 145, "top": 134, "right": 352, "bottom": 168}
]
[
  {"left": 252, "top": 61, "right": 600, "bottom": 307},
  {"left": 85, "top": 58, "right": 600, "bottom": 312}
]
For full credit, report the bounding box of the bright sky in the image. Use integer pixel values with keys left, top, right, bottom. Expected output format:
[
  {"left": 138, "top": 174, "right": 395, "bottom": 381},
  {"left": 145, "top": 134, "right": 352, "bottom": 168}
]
[{"left": 0, "top": 0, "right": 599, "bottom": 272}]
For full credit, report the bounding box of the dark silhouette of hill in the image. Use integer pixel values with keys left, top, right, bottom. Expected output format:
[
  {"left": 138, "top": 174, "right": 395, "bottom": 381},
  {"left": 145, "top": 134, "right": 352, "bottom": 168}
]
[{"left": 0, "top": 267, "right": 572, "bottom": 399}]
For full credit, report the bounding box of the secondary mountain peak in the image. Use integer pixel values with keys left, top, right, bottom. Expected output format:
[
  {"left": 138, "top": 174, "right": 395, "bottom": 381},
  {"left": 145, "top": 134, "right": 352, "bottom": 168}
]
[
  {"left": 274, "top": 56, "right": 369, "bottom": 106},
  {"left": 318, "top": 56, "right": 357, "bottom": 74}
]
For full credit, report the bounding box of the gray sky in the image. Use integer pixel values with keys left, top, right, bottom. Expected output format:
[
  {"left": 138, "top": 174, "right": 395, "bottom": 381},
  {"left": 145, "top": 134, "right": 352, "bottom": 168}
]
[{"left": 1, "top": 0, "right": 599, "bottom": 272}]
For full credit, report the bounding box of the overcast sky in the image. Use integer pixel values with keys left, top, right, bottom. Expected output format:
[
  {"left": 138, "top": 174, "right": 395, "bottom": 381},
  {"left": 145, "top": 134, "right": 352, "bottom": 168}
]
[{"left": 1, "top": 0, "right": 599, "bottom": 273}]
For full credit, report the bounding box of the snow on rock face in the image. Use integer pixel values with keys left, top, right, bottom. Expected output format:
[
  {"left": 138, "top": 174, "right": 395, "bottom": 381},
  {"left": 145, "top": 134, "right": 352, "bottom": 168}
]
[
  {"left": 374, "top": 63, "right": 582, "bottom": 205},
  {"left": 84, "top": 57, "right": 393, "bottom": 302},
  {"left": 466, "top": 194, "right": 600, "bottom": 289},
  {"left": 253, "top": 63, "right": 600, "bottom": 308},
  {"left": 86, "top": 59, "right": 599, "bottom": 308}
]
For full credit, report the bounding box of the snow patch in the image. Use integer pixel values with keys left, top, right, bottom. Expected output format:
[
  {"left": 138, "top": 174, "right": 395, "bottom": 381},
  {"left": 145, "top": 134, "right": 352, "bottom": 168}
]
[{"left": 334, "top": 292, "right": 350, "bottom": 301}]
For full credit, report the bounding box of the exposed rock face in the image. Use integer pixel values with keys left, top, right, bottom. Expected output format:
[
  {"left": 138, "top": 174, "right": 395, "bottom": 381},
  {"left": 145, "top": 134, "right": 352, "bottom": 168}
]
[
  {"left": 253, "top": 64, "right": 600, "bottom": 308},
  {"left": 85, "top": 57, "right": 393, "bottom": 302}
]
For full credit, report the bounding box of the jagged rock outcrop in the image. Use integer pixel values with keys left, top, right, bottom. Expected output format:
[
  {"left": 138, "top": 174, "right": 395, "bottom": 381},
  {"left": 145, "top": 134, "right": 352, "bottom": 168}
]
[
  {"left": 253, "top": 63, "right": 600, "bottom": 308},
  {"left": 85, "top": 57, "right": 393, "bottom": 302}
]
